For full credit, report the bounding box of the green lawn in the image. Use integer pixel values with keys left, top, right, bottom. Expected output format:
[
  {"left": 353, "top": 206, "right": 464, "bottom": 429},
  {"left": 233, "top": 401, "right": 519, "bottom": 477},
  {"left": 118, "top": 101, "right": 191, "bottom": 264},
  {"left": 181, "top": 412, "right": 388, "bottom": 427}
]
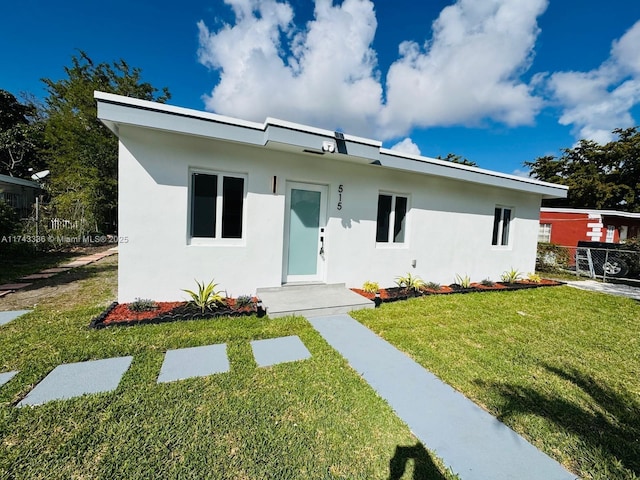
[
  {"left": 0, "top": 259, "right": 457, "bottom": 479},
  {"left": 352, "top": 287, "right": 640, "bottom": 480}
]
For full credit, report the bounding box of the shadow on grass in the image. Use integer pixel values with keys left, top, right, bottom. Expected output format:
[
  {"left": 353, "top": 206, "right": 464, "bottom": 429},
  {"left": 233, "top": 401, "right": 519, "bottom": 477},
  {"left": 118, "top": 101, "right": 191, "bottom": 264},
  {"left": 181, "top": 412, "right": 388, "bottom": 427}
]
[
  {"left": 389, "top": 442, "right": 451, "bottom": 480},
  {"left": 7, "top": 259, "right": 117, "bottom": 292},
  {"left": 475, "top": 363, "right": 640, "bottom": 476}
]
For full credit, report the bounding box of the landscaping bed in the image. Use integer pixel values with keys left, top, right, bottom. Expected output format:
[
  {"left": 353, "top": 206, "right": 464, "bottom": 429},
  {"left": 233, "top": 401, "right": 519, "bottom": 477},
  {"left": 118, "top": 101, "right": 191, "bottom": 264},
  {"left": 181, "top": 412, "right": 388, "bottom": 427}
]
[
  {"left": 352, "top": 278, "right": 562, "bottom": 303},
  {"left": 90, "top": 297, "right": 265, "bottom": 329}
]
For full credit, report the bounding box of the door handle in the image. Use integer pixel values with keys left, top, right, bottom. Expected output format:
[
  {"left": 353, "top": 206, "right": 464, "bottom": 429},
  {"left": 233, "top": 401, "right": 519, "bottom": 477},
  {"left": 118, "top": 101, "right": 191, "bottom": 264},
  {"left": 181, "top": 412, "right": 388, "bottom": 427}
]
[{"left": 319, "top": 236, "right": 325, "bottom": 255}]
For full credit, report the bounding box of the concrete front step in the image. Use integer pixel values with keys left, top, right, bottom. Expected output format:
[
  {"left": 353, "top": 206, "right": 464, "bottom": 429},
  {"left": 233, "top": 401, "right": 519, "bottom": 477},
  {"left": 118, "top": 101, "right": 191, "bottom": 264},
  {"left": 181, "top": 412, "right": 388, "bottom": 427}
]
[{"left": 256, "top": 283, "right": 374, "bottom": 318}]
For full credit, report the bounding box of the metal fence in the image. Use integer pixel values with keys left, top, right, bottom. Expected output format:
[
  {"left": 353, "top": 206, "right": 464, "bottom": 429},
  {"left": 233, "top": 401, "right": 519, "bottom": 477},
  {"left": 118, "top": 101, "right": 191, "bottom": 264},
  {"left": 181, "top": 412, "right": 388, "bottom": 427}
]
[
  {"left": 537, "top": 243, "right": 640, "bottom": 283},
  {"left": 574, "top": 246, "right": 640, "bottom": 282}
]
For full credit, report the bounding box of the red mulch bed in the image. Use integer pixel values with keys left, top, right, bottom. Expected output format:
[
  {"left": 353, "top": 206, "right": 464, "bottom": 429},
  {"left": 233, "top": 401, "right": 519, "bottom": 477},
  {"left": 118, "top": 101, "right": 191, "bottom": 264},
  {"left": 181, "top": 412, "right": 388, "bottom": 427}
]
[
  {"left": 92, "top": 298, "right": 261, "bottom": 329},
  {"left": 102, "top": 302, "right": 185, "bottom": 325},
  {"left": 351, "top": 279, "right": 563, "bottom": 303},
  {"left": 471, "top": 283, "right": 508, "bottom": 290}
]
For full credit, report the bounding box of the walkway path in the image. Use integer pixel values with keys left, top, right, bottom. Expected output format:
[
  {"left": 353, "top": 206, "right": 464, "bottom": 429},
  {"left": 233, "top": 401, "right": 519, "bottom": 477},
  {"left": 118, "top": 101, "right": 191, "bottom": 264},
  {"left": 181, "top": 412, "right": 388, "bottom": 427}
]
[
  {"left": 0, "top": 247, "right": 117, "bottom": 299},
  {"left": 308, "top": 314, "right": 578, "bottom": 480},
  {"left": 565, "top": 279, "right": 640, "bottom": 300}
]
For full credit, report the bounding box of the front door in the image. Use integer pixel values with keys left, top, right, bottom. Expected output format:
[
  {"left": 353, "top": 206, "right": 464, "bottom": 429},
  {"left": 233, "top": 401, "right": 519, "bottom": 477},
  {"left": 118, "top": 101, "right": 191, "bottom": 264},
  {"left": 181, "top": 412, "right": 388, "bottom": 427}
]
[{"left": 283, "top": 182, "right": 327, "bottom": 283}]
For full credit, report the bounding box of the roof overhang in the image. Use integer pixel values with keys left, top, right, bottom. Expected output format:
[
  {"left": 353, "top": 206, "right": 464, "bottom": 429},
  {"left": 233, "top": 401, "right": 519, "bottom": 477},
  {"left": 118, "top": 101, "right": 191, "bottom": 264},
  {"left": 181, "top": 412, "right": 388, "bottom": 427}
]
[
  {"left": 95, "top": 91, "right": 568, "bottom": 200},
  {"left": 0, "top": 173, "right": 42, "bottom": 189}
]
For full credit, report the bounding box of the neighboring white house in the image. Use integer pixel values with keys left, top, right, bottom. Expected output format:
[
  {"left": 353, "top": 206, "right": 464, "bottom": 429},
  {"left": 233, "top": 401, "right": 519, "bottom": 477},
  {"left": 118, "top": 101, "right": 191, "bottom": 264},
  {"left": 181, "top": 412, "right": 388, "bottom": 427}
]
[{"left": 95, "top": 91, "right": 568, "bottom": 303}]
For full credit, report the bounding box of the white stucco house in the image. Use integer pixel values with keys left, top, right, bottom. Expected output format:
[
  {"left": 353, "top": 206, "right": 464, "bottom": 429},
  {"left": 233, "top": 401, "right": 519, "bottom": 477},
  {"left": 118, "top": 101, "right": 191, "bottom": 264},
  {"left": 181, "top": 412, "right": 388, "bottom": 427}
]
[{"left": 95, "top": 91, "right": 568, "bottom": 303}]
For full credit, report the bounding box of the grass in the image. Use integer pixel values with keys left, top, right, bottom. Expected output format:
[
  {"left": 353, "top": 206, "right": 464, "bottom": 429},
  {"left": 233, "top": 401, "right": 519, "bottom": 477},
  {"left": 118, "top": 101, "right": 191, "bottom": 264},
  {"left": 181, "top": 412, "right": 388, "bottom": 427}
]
[
  {"left": 351, "top": 287, "right": 640, "bottom": 480},
  {"left": 0, "top": 259, "right": 458, "bottom": 479}
]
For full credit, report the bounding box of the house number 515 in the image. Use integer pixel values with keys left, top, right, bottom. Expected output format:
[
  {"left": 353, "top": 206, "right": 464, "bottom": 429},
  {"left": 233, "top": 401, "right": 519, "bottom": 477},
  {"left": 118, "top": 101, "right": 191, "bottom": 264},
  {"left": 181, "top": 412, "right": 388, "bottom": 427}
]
[{"left": 337, "top": 184, "right": 344, "bottom": 210}]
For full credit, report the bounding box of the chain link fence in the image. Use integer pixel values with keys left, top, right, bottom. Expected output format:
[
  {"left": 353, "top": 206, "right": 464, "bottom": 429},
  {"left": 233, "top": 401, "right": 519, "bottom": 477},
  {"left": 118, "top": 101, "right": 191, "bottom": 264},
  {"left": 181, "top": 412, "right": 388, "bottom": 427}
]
[{"left": 537, "top": 242, "right": 640, "bottom": 282}]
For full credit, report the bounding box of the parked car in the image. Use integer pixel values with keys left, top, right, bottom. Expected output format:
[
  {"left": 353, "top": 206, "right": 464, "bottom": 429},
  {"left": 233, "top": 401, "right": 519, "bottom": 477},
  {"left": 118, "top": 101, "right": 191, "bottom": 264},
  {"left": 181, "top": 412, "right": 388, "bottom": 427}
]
[{"left": 576, "top": 241, "right": 640, "bottom": 278}]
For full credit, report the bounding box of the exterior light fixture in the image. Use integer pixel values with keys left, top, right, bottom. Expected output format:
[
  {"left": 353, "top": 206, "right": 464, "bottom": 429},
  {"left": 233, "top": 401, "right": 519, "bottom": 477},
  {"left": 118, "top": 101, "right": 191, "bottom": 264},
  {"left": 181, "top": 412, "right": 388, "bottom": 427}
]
[{"left": 322, "top": 141, "right": 336, "bottom": 153}]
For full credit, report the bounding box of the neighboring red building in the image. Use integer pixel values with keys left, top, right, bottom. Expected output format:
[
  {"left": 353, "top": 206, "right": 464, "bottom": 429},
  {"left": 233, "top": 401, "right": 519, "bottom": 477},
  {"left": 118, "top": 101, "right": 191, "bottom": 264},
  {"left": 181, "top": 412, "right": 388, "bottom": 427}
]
[{"left": 539, "top": 207, "right": 640, "bottom": 246}]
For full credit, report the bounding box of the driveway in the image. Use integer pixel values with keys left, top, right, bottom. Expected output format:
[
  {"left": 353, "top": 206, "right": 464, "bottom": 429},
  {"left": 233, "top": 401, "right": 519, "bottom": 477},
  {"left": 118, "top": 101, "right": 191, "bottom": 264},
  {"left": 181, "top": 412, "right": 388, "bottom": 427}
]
[{"left": 565, "top": 280, "right": 640, "bottom": 301}]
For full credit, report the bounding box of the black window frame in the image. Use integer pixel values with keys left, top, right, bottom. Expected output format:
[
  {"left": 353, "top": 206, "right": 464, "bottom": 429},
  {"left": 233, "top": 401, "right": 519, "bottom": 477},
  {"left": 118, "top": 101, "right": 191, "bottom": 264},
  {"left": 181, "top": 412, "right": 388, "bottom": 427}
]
[
  {"left": 492, "top": 206, "right": 512, "bottom": 246},
  {"left": 376, "top": 192, "right": 409, "bottom": 244},
  {"left": 190, "top": 171, "right": 245, "bottom": 240}
]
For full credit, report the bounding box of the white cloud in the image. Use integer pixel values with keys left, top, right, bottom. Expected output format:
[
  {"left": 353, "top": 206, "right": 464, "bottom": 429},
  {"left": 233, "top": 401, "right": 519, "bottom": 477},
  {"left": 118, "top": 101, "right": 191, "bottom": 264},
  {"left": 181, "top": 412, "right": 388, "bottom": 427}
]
[
  {"left": 197, "top": 0, "right": 549, "bottom": 140},
  {"left": 511, "top": 168, "right": 531, "bottom": 179},
  {"left": 546, "top": 20, "right": 640, "bottom": 144},
  {"left": 379, "top": 0, "right": 548, "bottom": 138},
  {"left": 197, "top": 0, "right": 382, "bottom": 135},
  {"left": 389, "top": 138, "right": 421, "bottom": 155}
]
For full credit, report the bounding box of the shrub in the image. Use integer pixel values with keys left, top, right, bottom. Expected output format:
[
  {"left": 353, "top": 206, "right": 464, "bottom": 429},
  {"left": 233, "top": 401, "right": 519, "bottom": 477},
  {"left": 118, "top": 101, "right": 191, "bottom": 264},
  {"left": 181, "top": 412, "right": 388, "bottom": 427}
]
[
  {"left": 236, "top": 295, "right": 254, "bottom": 308},
  {"left": 395, "top": 273, "right": 425, "bottom": 292},
  {"left": 128, "top": 298, "right": 158, "bottom": 312},
  {"left": 362, "top": 281, "right": 380, "bottom": 294},
  {"left": 500, "top": 268, "right": 522, "bottom": 284},
  {"left": 526, "top": 272, "right": 541, "bottom": 283},
  {"left": 424, "top": 281, "right": 441, "bottom": 291},
  {"left": 480, "top": 278, "right": 495, "bottom": 287},
  {"left": 454, "top": 274, "right": 472, "bottom": 288},
  {"left": 536, "top": 243, "right": 571, "bottom": 272},
  {"left": 182, "top": 279, "right": 225, "bottom": 314},
  {"left": 0, "top": 200, "right": 20, "bottom": 238}
]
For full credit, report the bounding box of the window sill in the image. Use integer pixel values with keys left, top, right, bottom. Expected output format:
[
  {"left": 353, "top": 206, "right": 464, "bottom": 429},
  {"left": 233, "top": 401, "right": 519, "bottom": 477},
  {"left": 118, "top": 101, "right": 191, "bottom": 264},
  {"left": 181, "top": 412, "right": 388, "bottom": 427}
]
[
  {"left": 188, "top": 238, "right": 246, "bottom": 247},
  {"left": 375, "top": 242, "right": 408, "bottom": 249}
]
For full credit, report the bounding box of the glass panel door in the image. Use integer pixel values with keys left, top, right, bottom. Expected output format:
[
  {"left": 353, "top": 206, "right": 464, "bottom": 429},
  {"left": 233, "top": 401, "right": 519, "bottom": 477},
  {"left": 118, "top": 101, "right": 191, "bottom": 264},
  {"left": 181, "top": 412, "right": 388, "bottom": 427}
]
[{"left": 284, "top": 183, "right": 327, "bottom": 283}]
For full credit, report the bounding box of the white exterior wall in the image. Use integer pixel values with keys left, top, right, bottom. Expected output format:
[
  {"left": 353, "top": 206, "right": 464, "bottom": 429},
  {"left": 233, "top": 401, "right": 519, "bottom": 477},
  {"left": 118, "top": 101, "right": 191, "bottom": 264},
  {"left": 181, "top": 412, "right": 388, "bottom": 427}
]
[{"left": 118, "top": 125, "right": 541, "bottom": 302}]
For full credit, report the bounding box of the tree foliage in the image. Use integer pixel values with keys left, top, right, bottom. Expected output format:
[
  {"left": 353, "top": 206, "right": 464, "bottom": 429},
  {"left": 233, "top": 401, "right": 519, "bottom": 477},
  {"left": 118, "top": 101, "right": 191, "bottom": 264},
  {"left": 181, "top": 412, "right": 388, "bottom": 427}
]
[
  {"left": 0, "top": 90, "right": 46, "bottom": 177},
  {"left": 436, "top": 153, "right": 478, "bottom": 167},
  {"left": 42, "top": 51, "right": 170, "bottom": 232},
  {"left": 525, "top": 127, "right": 640, "bottom": 212}
]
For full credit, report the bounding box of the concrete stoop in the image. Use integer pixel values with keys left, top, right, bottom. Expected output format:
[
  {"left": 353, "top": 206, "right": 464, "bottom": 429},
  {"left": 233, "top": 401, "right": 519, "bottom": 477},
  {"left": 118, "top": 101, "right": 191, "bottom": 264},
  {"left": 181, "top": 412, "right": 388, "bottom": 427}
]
[{"left": 256, "top": 283, "right": 374, "bottom": 318}]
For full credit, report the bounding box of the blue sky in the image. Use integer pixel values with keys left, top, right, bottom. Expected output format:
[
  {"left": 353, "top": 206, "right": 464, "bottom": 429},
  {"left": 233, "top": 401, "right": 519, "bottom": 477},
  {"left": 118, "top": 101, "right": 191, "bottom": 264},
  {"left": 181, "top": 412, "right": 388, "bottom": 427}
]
[{"left": 2, "top": 0, "right": 640, "bottom": 176}]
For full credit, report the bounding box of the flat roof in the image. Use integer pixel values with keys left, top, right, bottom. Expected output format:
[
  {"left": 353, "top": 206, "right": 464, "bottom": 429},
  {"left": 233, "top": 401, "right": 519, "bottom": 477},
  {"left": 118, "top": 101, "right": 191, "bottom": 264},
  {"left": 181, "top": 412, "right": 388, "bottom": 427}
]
[{"left": 95, "top": 91, "right": 568, "bottom": 199}]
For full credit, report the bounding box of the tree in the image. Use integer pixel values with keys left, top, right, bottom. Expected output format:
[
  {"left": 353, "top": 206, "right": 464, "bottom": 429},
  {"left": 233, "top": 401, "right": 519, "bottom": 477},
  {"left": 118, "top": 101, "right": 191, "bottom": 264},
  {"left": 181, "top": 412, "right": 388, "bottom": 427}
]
[
  {"left": 42, "top": 51, "right": 170, "bottom": 233},
  {"left": 0, "top": 90, "right": 45, "bottom": 177},
  {"left": 436, "top": 153, "right": 478, "bottom": 167},
  {"left": 525, "top": 127, "right": 640, "bottom": 212}
]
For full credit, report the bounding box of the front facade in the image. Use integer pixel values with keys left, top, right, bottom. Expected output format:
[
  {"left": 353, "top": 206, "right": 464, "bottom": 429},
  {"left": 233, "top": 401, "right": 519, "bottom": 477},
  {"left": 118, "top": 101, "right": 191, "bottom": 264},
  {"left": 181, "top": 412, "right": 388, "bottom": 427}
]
[
  {"left": 539, "top": 207, "right": 640, "bottom": 246},
  {"left": 96, "top": 92, "right": 567, "bottom": 303}
]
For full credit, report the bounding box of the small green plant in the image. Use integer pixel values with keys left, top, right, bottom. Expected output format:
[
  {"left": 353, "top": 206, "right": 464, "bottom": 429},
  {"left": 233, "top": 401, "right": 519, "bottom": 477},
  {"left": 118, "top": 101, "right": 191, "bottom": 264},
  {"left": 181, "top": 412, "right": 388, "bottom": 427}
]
[
  {"left": 395, "top": 273, "right": 425, "bottom": 292},
  {"left": 480, "top": 278, "right": 495, "bottom": 287},
  {"left": 527, "top": 272, "right": 541, "bottom": 283},
  {"left": 236, "top": 295, "right": 254, "bottom": 308},
  {"left": 362, "top": 281, "right": 380, "bottom": 294},
  {"left": 425, "top": 281, "right": 441, "bottom": 291},
  {"left": 500, "top": 268, "right": 522, "bottom": 284},
  {"left": 182, "top": 279, "right": 225, "bottom": 313},
  {"left": 454, "top": 274, "right": 472, "bottom": 288},
  {"left": 128, "top": 298, "right": 158, "bottom": 312}
]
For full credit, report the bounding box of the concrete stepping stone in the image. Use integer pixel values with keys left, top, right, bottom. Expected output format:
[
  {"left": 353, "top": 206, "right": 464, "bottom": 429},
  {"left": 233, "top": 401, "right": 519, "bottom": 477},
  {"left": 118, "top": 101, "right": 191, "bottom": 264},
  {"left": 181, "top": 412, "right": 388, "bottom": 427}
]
[
  {"left": 0, "top": 310, "right": 31, "bottom": 327},
  {"left": 250, "top": 336, "right": 311, "bottom": 367},
  {"left": 17, "top": 356, "right": 133, "bottom": 407},
  {"left": 158, "top": 344, "right": 229, "bottom": 383},
  {"left": 0, "top": 371, "right": 18, "bottom": 388},
  {"left": 0, "top": 283, "right": 31, "bottom": 291}
]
